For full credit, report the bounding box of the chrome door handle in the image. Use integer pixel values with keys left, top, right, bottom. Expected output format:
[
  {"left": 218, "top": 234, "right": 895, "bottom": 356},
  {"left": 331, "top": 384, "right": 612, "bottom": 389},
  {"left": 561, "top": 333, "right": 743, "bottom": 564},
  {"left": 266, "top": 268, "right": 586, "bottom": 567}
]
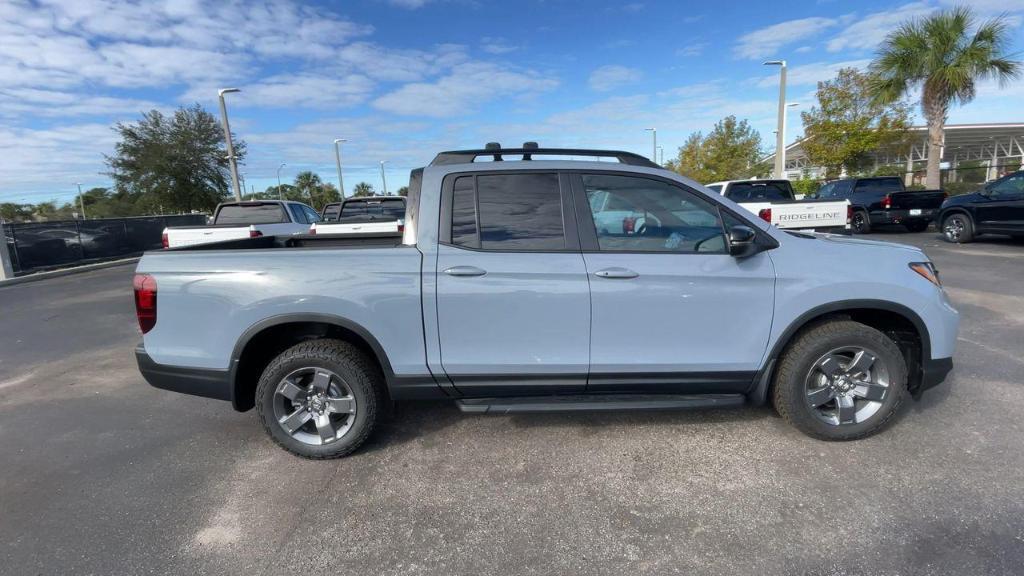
[
  {"left": 594, "top": 267, "right": 639, "bottom": 279},
  {"left": 444, "top": 265, "right": 487, "bottom": 277}
]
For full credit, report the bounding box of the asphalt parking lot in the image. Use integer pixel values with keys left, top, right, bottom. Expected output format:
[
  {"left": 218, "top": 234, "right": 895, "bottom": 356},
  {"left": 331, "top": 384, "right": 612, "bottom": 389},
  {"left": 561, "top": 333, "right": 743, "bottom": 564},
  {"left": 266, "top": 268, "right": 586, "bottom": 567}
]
[{"left": 1, "top": 230, "right": 1022, "bottom": 575}]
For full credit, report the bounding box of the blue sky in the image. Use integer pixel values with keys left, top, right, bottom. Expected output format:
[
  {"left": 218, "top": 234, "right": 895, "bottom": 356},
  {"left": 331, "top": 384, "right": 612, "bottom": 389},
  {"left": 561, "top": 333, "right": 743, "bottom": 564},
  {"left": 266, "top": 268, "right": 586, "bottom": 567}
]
[{"left": 2, "top": 0, "right": 1023, "bottom": 204}]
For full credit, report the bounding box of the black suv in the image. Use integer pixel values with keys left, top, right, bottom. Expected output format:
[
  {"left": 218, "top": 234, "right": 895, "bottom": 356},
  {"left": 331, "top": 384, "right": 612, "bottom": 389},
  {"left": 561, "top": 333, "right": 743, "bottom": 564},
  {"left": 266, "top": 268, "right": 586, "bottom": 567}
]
[{"left": 939, "top": 171, "right": 1024, "bottom": 243}]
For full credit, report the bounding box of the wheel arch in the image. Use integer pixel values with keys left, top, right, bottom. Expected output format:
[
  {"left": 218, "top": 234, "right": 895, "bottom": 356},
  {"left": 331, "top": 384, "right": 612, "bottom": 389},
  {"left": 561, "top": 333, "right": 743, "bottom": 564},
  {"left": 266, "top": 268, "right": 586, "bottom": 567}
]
[
  {"left": 939, "top": 206, "right": 973, "bottom": 224},
  {"left": 229, "top": 313, "right": 396, "bottom": 411},
  {"left": 749, "top": 300, "right": 930, "bottom": 404}
]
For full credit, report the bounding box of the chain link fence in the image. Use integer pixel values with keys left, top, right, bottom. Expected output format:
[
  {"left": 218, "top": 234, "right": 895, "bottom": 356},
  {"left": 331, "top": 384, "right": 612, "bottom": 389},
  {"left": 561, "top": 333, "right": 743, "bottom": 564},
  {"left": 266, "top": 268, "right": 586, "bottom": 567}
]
[{"left": 2, "top": 214, "right": 206, "bottom": 275}]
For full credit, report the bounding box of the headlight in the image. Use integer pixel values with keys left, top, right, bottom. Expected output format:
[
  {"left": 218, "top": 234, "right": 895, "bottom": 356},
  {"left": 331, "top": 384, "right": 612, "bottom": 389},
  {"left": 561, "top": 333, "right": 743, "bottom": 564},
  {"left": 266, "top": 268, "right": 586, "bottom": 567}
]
[{"left": 909, "top": 261, "right": 941, "bottom": 287}]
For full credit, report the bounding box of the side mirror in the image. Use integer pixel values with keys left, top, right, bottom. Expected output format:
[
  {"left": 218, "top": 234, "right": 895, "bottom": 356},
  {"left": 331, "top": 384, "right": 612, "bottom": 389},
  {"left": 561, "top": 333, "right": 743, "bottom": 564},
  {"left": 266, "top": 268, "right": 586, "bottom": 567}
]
[{"left": 728, "top": 225, "right": 759, "bottom": 258}]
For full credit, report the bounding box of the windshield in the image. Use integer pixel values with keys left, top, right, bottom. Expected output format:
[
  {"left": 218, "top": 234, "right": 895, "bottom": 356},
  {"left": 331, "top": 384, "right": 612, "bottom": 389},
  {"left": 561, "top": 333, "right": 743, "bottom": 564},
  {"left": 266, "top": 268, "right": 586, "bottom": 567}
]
[
  {"left": 339, "top": 199, "right": 406, "bottom": 219},
  {"left": 214, "top": 203, "right": 288, "bottom": 225}
]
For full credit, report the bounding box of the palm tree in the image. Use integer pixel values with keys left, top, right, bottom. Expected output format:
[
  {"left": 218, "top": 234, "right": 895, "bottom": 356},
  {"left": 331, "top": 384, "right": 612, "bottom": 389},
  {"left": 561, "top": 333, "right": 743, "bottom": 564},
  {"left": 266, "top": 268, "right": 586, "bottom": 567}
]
[
  {"left": 293, "top": 171, "right": 322, "bottom": 208},
  {"left": 352, "top": 182, "right": 375, "bottom": 197},
  {"left": 869, "top": 6, "right": 1020, "bottom": 188}
]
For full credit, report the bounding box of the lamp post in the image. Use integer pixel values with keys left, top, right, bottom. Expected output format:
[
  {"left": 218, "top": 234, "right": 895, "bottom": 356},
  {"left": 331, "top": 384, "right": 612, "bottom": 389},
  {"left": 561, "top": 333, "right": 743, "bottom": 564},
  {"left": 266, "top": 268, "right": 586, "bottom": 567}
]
[
  {"left": 379, "top": 161, "right": 388, "bottom": 196},
  {"left": 76, "top": 182, "right": 86, "bottom": 219},
  {"left": 276, "top": 163, "right": 286, "bottom": 200},
  {"left": 763, "top": 60, "right": 787, "bottom": 178},
  {"left": 217, "top": 88, "right": 243, "bottom": 201},
  {"left": 644, "top": 127, "right": 657, "bottom": 163},
  {"left": 657, "top": 145, "right": 664, "bottom": 166},
  {"left": 333, "top": 139, "right": 347, "bottom": 199},
  {"left": 779, "top": 102, "right": 800, "bottom": 178}
]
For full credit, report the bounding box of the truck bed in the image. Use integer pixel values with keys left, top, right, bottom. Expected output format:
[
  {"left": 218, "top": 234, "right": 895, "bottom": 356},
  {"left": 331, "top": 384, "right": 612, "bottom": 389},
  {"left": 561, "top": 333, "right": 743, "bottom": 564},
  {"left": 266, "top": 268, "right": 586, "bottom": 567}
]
[{"left": 164, "top": 231, "right": 404, "bottom": 252}]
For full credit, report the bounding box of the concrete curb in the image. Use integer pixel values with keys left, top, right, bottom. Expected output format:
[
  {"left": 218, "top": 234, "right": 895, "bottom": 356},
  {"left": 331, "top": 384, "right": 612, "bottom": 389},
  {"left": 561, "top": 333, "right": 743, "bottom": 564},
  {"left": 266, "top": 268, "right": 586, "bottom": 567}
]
[{"left": 0, "top": 257, "right": 139, "bottom": 288}]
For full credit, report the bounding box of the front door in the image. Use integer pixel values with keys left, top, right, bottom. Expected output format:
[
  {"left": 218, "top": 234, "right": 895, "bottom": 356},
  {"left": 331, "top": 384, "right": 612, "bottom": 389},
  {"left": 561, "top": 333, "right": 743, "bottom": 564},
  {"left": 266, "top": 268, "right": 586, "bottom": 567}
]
[
  {"left": 436, "top": 172, "right": 590, "bottom": 396},
  {"left": 573, "top": 173, "right": 776, "bottom": 394}
]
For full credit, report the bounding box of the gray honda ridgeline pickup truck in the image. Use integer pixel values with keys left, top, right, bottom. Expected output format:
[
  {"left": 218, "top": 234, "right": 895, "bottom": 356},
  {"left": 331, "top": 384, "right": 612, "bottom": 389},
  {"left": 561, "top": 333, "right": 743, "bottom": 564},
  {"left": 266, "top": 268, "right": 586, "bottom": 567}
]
[{"left": 134, "top": 143, "right": 958, "bottom": 459}]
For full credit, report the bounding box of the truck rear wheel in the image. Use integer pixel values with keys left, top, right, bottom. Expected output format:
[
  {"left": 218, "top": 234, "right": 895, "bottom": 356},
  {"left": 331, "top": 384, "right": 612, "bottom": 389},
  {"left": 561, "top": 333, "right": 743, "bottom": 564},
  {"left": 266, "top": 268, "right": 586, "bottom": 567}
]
[
  {"left": 256, "top": 339, "right": 382, "bottom": 459},
  {"left": 851, "top": 210, "right": 871, "bottom": 234},
  {"left": 772, "top": 320, "right": 907, "bottom": 441}
]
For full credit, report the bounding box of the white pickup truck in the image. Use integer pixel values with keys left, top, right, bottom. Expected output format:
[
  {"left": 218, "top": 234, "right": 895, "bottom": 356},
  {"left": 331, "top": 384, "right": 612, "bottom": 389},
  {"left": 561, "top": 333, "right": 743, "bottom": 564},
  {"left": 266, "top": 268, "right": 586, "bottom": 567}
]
[
  {"left": 706, "top": 180, "right": 850, "bottom": 233},
  {"left": 162, "top": 200, "right": 321, "bottom": 248},
  {"left": 310, "top": 196, "right": 406, "bottom": 235}
]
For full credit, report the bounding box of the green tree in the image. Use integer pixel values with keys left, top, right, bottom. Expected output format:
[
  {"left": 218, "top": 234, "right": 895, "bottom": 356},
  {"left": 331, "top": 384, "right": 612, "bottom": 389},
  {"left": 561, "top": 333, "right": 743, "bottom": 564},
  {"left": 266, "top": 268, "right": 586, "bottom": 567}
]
[
  {"left": 106, "top": 104, "right": 243, "bottom": 213},
  {"left": 800, "top": 68, "right": 913, "bottom": 179},
  {"left": 666, "top": 116, "right": 763, "bottom": 182},
  {"left": 869, "top": 6, "right": 1020, "bottom": 188},
  {"left": 352, "top": 182, "right": 375, "bottom": 197},
  {"left": 293, "top": 171, "right": 322, "bottom": 206},
  {"left": 1, "top": 203, "right": 34, "bottom": 222},
  {"left": 397, "top": 186, "right": 409, "bottom": 197}
]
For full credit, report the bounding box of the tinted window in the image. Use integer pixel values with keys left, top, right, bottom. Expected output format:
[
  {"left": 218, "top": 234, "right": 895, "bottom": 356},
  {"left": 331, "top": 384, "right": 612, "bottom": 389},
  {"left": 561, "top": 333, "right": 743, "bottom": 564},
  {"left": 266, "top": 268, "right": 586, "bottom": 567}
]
[
  {"left": 853, "top": 178, "right": 902, "bottom": 195},
  {"left": 583, "top": 174, "right": 726, "bottom": 253},
  {"left": 322, "top": 203, "right": 342, "bottom": 220},
  {"left": 990, "top": 173, "right": 1024, "bottom": 198},
  {"left": 214, "top": 204, "right": 288, "bottom": 225},
  {"left": 288, "top": 204, "right": 307, "bottom": 224},
  {"left": 302, "top": 206, "right": 321, "bottom": 223},
  {"left": 725, "top": 181, "right": 793, "bottom": 201},
  {"left": 449, "top": 173, "right": 564, "bottom": 250},
  {"left": 340, "top": 199, "right": 406, "bottom": 218},
  {"left": 451, "top": 176, "right": 477, "bottom": 246}
]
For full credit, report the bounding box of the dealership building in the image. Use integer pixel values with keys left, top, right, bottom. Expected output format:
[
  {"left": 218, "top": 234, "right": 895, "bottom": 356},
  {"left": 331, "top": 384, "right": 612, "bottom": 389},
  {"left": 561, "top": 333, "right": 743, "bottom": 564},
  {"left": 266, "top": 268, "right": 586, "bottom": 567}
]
[{"left": 766, "top": 122, "right": 1024, "bottom": 184}]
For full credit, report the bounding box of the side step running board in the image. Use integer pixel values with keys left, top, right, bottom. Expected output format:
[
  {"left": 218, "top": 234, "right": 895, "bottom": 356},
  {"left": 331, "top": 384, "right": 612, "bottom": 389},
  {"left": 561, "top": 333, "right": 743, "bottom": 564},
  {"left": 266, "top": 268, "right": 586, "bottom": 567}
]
[{"left": 456, "top": 394, "right": 745, "bottom": 414}]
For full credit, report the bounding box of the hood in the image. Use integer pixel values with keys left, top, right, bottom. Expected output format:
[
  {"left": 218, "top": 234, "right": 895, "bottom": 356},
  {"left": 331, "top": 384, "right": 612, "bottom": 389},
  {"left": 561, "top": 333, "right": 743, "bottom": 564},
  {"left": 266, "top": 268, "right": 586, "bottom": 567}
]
[
  {"left": 796, "top": 232, "right": 924, "bottom": 255},
  {"left": 942, "top": 191, "right": 983, "bottom": 207}
]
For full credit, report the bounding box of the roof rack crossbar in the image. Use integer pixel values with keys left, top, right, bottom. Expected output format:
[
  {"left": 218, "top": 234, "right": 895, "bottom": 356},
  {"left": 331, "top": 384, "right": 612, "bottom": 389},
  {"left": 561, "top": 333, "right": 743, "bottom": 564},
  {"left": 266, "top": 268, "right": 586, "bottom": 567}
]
[{"left": 430, "top": 147, "right": 660, "bottom": 168}]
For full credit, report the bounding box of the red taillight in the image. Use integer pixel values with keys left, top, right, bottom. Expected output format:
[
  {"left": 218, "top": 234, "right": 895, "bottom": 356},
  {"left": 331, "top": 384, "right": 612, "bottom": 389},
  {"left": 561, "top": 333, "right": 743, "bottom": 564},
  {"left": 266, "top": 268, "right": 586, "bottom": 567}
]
[
  {"left": 397, "top": 223, "right": 405, "bottom": 233},
  {"left": 249, "top": 230, "right": 263, "bottom": 238},
  {"left": 161, "top": 231, "right": 168, "bottom": 249},
  {"left": 623, "top": 216, "right": 636, "bottom": 234},
  {"left": 758, "top": 208, "right": 772, "bottom": 223},
  {"left": 309, "top": 225, "right": 317, "bottom": 235},
  {"left": 133, "top": 273, "right": 157, "bottom": 334},
  {"left": 847, "top": 204, "right": 853, "bottom": 223},
  {"left": 881, "top": 194, "right": 892, "bottom": 209}
]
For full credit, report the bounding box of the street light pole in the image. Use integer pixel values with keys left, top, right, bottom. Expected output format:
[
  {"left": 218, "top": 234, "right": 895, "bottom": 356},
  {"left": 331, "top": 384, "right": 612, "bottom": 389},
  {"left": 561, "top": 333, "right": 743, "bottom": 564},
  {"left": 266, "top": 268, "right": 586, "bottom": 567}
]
[
  {"left": 333, "top": 139, "right": 347, "bottom": 199},
  {"left": 379, "top": 161, "right": 388, "bottom": 195},
  {"left": 76, "top": 182, "right": 86, "bottom": 219},
  {"left": 218, "top": 88, "right": 243, "bottom": 201},
  {"left": 780, "top": 102, "right": 800, "bottom": 178},
  {"left": 276, "top": 163, "right": 286, "bottom": 200},
  {"left": 764, "top": 60, "right": 787, "bottom": 178},
  {"left": 657, "top": 146, "right": 664, "bottom": 166},
  {"left": 645, "top": 128, "right": 657, "bottom": 163}
]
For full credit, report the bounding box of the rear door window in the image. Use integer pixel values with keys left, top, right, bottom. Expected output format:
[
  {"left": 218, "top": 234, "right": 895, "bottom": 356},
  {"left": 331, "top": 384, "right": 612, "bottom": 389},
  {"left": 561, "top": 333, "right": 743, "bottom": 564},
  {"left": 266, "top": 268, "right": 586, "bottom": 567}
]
[
  {"left": 287, "top": 204, "right": 307, "bottom": 224},
  {"left": 448, "top": 173, "right": 565, "bottom": 250},
  {"left": 214, "top": 204, "right": 288, "bottom": 225}
]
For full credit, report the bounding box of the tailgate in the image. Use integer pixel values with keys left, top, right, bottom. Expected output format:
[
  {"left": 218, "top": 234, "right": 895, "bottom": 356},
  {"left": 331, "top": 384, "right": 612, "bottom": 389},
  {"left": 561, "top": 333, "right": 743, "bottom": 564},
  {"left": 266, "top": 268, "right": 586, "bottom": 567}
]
[
  {"left": 769, "top": 201, "right": 849, "bottom": 229},
  {"left": 314, "top": 220, "right": 399, "bottom": 234},
  {"left": 890, "top": 191, "right": 946, "bottom": 210},
  {"left": 167, "top": 226, "right": 250, "bottom": 247}
]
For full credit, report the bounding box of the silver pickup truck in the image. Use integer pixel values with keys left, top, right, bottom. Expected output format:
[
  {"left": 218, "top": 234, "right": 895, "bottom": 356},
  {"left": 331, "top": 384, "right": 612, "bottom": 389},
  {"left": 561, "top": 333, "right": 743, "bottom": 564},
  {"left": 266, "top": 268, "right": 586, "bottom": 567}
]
[{"left": 135, "top": 143, "right": 958, "bottom": 459}]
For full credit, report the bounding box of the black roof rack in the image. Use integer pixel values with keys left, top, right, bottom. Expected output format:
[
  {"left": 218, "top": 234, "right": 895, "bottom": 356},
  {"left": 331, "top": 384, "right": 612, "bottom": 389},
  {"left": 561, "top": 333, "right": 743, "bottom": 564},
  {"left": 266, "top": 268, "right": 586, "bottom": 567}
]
[{"left": 430, "top": 142, "right": 660, "bottom": 168}]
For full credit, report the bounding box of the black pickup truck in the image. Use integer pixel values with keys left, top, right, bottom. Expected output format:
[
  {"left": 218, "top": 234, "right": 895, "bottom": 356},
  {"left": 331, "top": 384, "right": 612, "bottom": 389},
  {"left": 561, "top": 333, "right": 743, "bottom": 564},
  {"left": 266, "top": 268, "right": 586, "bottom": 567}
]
[{"left": 813, "top": 177, "right": 946, "bottom": 233}]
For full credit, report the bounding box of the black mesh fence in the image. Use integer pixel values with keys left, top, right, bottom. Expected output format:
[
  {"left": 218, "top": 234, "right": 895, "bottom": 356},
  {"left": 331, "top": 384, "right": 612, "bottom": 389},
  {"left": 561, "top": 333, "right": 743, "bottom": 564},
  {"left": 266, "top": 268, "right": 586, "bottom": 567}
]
[{"left": 4, "top": 214, "right": 206, "bottom": 275}]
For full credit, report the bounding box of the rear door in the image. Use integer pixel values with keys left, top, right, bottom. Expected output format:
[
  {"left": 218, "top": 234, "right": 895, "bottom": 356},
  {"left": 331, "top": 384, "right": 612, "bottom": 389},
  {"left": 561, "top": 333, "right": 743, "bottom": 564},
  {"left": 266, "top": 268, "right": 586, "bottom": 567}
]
[
  {"left": 977, "top": 173, "right": 1024, "bottom": 231},
  {"left": 435, "top": 172, "right": 590, "bottom": 396},
  {"left": 573, "top": 172, "right": 775, "bottom": 393}
]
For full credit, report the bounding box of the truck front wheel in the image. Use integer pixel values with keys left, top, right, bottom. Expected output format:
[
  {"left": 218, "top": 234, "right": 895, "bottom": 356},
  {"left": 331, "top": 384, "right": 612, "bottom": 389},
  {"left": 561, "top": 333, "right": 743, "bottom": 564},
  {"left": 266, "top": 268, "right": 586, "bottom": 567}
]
[
  {"left": 256, "top": 339, "right": 382, "bottom": 458},
  {"left": 772, "top": 320, "right": 907, "bottom": 441}
]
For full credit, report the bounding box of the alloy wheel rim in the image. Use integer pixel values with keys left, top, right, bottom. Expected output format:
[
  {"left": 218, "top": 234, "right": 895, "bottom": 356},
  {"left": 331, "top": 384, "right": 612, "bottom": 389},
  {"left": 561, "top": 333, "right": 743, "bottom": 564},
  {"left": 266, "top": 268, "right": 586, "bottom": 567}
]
[
  {"left": 944, "top": 218, "right": 963, "bottom": 241},
  {"left": 804, "top": 346, "right": 890, "bottom": 426},
  {"left": 272, "top": 367, "right": 356, "bottom": 446},
  {"left": 852, "top": 213, "right": 866, "bottom": 232}
]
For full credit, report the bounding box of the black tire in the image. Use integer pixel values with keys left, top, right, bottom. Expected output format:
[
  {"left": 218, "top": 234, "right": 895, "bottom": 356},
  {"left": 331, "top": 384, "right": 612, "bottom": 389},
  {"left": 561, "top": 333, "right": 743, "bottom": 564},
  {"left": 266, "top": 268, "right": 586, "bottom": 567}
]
[
  {"left": 851, "top": 210, "right": 871, "bottom": 234},
  {"left": 904, "top": 220, "right": 929, "bottom": 233},
  {"left": 772, "top": 320, "right": 907, "bottom": 441},
  {"left": 942, "top": 212, "right": 974, "bottom": 243},
  {"left": 256, "top": 339, "right": 382, "bottom": 459}
]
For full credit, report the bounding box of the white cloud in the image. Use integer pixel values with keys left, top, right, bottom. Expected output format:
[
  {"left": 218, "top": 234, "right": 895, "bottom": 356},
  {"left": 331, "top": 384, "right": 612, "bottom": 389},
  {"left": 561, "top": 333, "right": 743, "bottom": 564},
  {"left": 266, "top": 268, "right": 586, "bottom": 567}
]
[
  {"left": 734, "top": 17, "right": 837, "bottom": 60},
  {"left": 827, "top": 2, "right": 935, "bottom": 53},
  {"left": 0, "top": 88, "right": 158, "bottom": 117},
  {"left": 480, "top": 37, "right": 519, "bottom": 55},
  {"left": 676, "top": 43, "right": 707, "bottom": 57},
  {"left": 183, "top": 74, "right": 376, "bottom": 109},
  {"left": 588, "top": 65, "right": 643, "bottom": 92},
  {"left": 373, "top": 62, "right": 558, "bottom": 117},
  {"left": 388, "top": 0, "right": 431, "bottom": 7}
]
